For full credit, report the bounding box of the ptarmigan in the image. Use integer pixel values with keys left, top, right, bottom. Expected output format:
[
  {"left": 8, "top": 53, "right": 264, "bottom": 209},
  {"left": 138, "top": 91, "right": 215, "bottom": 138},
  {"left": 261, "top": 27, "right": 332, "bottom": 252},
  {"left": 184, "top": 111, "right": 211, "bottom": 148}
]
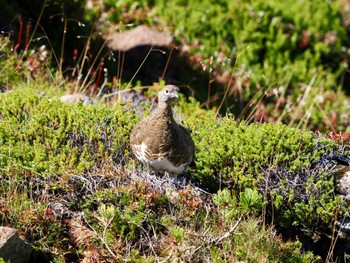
[{"left": 130, "top": 85, "right": 195, "bottom": 178}]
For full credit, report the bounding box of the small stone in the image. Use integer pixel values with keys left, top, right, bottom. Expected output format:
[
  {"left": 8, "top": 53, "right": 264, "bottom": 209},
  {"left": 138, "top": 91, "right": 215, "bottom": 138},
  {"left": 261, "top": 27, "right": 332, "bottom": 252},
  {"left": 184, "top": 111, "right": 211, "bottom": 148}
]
[
  {"left": 0, "top": 227, "right": 32, "bottom": 263},
  {"left": 334, "top": 166, "right": 350, "bottom": 200}
]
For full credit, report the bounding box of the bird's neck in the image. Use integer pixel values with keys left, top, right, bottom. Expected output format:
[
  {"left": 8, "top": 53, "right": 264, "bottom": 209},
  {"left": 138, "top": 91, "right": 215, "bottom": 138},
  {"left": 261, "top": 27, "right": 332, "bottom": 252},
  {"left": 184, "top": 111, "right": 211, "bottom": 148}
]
[{"left": 153, "top": 102, "right": 174, "bottom": 120}]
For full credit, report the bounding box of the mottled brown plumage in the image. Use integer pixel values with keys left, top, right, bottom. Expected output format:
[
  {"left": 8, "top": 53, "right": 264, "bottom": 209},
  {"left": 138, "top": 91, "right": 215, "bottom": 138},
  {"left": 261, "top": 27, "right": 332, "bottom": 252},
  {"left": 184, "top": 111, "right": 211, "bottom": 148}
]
[{"left": 130, "top": 85, "right": 195, "bottom": 176}]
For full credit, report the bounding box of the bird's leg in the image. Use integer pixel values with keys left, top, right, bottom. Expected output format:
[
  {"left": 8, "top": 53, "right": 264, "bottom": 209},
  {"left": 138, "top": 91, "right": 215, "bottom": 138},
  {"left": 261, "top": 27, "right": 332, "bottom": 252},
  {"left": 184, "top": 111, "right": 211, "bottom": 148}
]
[
  {"left": 164, "top": 171, "right": 178, "bottom": 182},
  {"left": 172, "top": 173, "right": 178, "bottom": 183},
  {"left": 180, "top": 174, "right": 187, "bottom": 185},
  {"left": 164, "top": 171, "right": 169, "bottom": 179}
]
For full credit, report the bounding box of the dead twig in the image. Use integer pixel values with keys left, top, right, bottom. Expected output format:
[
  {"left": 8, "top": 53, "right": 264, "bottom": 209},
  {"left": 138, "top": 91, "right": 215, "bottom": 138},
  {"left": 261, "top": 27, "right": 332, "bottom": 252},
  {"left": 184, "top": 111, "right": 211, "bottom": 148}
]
[
  {"left": 213, "top": 215, "right": 243, "bottom": 245},
  {"left": 82, "top": 213, "right": 118, "bottom": 259}
]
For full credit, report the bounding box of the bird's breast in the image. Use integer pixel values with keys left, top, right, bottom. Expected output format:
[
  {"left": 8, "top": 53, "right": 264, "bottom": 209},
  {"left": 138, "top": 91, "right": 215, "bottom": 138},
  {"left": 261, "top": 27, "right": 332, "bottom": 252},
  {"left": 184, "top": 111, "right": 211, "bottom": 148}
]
[{"left": 132, "top": 142, "right": 188, "bottom": 174}]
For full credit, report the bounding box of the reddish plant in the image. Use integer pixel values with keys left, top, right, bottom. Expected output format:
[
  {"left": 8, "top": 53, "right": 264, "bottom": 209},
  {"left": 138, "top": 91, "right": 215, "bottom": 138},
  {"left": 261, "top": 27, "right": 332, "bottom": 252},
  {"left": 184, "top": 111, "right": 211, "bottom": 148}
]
[
  {"left": 92, "top": 58, "right": 104, "bottom": 94},
  {"left": 25, "top": 21, "right": 31, "bottom": 49},
  {"left": 14, "top": 15, "right": 23, "bottom": 53}
]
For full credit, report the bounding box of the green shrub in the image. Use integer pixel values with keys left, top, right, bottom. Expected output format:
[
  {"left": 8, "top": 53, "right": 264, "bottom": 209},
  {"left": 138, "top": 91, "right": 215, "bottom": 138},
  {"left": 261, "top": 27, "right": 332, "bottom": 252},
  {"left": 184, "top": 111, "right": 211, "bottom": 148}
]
[
  {"left": 0, "top": 88, "right": 137, "bottom": 177},
  {"left": 188, "top": 111, "right": 349, "bottom": 238},
  {"left": 153, "top": 0, "right": 346, "bottom": 90},
  {"left": 231, "top": 219, "right": 318, "bottom": 263},
  {"left": 229, "top": 0, "right": 346, "bottom": 89},
  {"left": 188, "top": 112, "right": 326, "bottom": 185}
]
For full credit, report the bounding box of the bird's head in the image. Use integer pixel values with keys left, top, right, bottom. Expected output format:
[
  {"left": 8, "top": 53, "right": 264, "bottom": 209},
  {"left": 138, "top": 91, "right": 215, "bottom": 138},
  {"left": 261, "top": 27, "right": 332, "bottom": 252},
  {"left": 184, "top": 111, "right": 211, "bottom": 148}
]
[{"left": 158, "top": 85, "right": 179, "bottom": 104}]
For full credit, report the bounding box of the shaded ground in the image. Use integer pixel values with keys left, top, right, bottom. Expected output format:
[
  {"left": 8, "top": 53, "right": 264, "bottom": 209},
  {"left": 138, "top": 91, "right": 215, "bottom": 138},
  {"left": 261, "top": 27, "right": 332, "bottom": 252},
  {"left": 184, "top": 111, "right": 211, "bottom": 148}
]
[{"left": 107, "top": 44, "right": 222, "bottom": 101}]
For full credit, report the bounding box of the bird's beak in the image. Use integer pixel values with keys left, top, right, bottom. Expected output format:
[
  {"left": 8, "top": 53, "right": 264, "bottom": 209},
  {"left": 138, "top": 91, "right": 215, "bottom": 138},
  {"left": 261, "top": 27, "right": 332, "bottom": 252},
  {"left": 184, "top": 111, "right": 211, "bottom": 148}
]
[{"left": 170, "top": 92, "right": 178, "bottom": 100}]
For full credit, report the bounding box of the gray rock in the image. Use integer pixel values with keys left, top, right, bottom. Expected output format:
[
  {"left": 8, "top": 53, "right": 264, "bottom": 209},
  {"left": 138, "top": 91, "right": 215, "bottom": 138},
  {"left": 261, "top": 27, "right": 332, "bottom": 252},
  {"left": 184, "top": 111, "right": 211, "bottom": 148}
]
[
  {"left": 107, "top": 25, "right": 173, "bottom": 51},
  {"left": 334, "top": 166, "right": 350, "bottom": 200},
  {"left": 118, "top": 90, "right": 149, "bottom": 117},
  {"left": 60, "top": 94, "right": 98, "bottom": 105},
  {"left": 0, "top": 227, "right": 32, "bottom": 263},
  {"left": 340, "top": 218, "right": 350, "bottom": 234}
]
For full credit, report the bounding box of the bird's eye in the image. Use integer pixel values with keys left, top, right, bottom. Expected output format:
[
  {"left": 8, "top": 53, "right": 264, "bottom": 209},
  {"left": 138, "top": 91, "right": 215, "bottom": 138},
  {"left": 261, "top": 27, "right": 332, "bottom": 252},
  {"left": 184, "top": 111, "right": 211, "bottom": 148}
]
[{"left": 165, "top": 90, "right": 169, "bottom": 93}]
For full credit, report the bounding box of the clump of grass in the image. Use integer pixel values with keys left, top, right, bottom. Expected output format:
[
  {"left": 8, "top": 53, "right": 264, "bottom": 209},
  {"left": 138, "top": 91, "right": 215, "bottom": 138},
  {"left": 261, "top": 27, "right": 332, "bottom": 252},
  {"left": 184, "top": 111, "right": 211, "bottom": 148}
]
[{"left": 0, "top": 36, "right": 22, "bottom": 88}]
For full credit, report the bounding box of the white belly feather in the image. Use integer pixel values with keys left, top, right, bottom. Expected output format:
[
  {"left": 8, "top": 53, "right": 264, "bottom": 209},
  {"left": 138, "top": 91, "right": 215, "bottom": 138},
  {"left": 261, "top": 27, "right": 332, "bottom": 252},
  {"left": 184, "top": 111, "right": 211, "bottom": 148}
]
[{"left": 134, "top": 143, "right": 188, "bottom": 174}]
